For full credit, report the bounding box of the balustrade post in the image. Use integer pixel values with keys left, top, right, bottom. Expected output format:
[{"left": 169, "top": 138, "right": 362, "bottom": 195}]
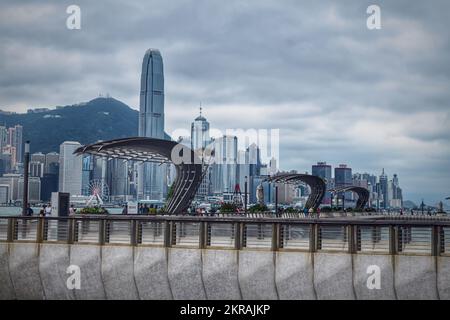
[
  {"left": 432, "top": 225, "right": 441, "bottom": 256},
  {"left": 163, "top": 221, "right": 171, "bottom": 247},
  {"left": 36, "top": 217, "right": 44, "bottom": 243},
  {"left": 310, "top": 224, "right": 318, "bottom": 252},
  {"left": 199, "top": 221, "right": 206, "bottom": 249},
  {"left": 67, "top": 218, "right": 74, "bottom": 244},
  {"left": 7, "top": 218, "right": 15, "bottom": 242},
  {"left": 99, "top": 219, "right": 106, "bottom": 245},
  {"left": 130, "top": 220, "right": 138, "bottom": 246},
  {"left": 234, "top": 222, "right": 241, "bottom": 250},
  {"left": 271, "top": 223, "right": 279, "bottom": 251}
]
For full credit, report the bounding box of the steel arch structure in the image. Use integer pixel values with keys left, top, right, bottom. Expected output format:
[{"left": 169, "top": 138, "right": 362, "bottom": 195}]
[
  {"left": 329, "top": 186, "right": 370, "bottom": 211},
  {"left": 74, "top": 137, "right": 203, "bottom": 214},
  {"left": 266, "top": 173, "right": 326, "bottom": 210}
]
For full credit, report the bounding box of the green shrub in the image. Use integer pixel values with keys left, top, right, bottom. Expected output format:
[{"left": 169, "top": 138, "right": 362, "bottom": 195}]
[
  {"left": 248, "top": 203, "right": 269, "bottom": 213},
  {"left": 220, "top": 203, "right": 238, "bottom": 213},
  {"left": 78, "top": 206, "right": 108, "bottom": 214}
]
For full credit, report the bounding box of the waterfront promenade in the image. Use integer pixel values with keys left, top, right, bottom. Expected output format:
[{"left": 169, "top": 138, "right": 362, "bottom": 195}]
[{"left": 0, "top": 213, "right": 449, "bottom": 300}]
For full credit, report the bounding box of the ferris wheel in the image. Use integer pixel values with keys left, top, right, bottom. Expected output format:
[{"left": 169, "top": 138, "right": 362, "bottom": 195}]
[{"left": 86, "top": 179, "right": 110, "bottom": 206}]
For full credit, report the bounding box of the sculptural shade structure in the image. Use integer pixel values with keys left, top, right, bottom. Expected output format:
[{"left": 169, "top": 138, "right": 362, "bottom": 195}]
[
  {"left": 266, "top": 173, "right": 326, "bottom": 210},
  {"left": 74, "top": 137, "right": 203, "bottom": 214},
  {"left": 329, "top": 186, "right": 370, "bottom": 211}
]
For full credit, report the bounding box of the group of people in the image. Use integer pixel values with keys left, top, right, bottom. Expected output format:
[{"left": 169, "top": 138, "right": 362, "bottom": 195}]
[
  {"left": 38, "top": 204, "right": 52, "bottom": 217},
  {"left": 303, "top": 206, "right": 321, "bottom": 217}
]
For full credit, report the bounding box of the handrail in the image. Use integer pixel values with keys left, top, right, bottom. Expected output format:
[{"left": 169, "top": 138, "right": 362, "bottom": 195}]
[{"left": 0, "top": 215, "right": 448, "bottom": 256}]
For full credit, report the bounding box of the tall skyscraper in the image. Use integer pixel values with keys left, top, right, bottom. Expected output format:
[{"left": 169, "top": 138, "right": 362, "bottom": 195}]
[
  {"left": 45, "top": 152, "right": 59, "bottom": 175},
  {"left": 58, "top": 141, "right": 82, "bottom": 196},
  {"left": 191, "top": 107, "right": 210, "bottom": 152},
  {"left": 379, "top": 168, "right": 389, "bottom": 209},
  {"left": 0, "top": 126, "right": 7, "bottom": 153},
  {"left": 139, "top": 49, "right": 165, "bottom": 138},
  {"left": 312, "top": 161, "right": 332, "bottom": 205},
  {"left": 8, "top": 125, "right": 23, "bottom": 164},
  {"left": 190, "top": 108, "right": 211, "bottom": 199},
  {"left": 211, "top": 135, "right": 238, "bottom": 195},
  {"left": 335, "top": 164, "right": 353, "bottom": 204},
  {"left": 138, "top": 49, "right": 167, "bottom": 201}
]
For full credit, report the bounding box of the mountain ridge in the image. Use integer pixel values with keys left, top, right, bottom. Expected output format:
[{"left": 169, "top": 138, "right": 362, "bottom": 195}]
[{"left": 0, "top": 97, "right": 139, "bottom": 154}]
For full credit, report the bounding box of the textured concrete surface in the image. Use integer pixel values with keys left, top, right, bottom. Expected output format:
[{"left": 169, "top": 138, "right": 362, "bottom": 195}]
[
  {"left": 39, "top": 244, "right": 75, "bottom": 300},
  {"left": 353, "top": 254, "right": 396, "bottom": 300},
  {"left": 69, "top": 245, "right": 106, "bottom": 299},
  {"left": 101, "top": 246, "right": 139, "bottom": 300},
  {"left": 314, "top": 253, "right": 355, "bottom": 300},
  {"left": 394, "top": 255, "right": 438, "bottom": 300},
  {"left": 275, "top": 251, "right": 315, "bottom": 300},
  {"left": 437, "top": 256, "right": 450, "bottom": 299},
  {"left": 238, "top": 250, "right": 278, "bottom": 300},
  {"left": 8, "top": 243, "right": 45, "bottom": 300},
  {"left": 134, "top": 247, "right": 172, "bottom": 300},
  {"left": 202, "top": 249, "right": 241, "bottom": 300},
  {"left": 2, "top": 240, "right": 450, "bottom": 300},
  {"left": 168, "top": 248, "right": 206, "bottom": 299},
  {"left": 0, "top": 243, "right": 15, "bottom": 300}
]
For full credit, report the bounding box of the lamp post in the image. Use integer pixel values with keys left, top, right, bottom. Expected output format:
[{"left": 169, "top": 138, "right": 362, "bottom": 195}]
[
  {"left": 244, "top": 175, "right": 248, "bottom": 213},
  {"left": 275, "top": 184, "right": 279, "bottom": 216},
  {"left": 22, "top": 141, "right": 30, "bottom": 216}
]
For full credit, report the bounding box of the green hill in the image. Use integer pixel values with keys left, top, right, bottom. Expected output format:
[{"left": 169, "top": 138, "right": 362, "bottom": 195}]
[{"left": 0, "top": 97, "right": 138, "bottom": 153}]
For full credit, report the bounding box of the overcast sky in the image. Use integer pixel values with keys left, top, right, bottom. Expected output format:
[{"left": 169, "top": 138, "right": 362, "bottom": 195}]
[{"left": 0, "top": 0, "right": 449, "bottom": 204}]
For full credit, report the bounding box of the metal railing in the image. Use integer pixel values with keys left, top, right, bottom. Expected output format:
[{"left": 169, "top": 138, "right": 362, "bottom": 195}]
[{"left": 0, "top": 215, "right": 449, "bottom": 256}]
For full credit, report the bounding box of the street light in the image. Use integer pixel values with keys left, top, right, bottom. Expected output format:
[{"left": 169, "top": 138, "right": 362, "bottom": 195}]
[
  {"left": 244, "top": 176, "right": 248, "bottom": 213},
  {"left": 22, "top": 141, "right": 30, "bottom": 216}
]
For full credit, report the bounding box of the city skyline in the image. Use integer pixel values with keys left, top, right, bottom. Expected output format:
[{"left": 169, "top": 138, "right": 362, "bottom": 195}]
[{"left": 0, "top": 1, "right": 449, "bottom": 204}]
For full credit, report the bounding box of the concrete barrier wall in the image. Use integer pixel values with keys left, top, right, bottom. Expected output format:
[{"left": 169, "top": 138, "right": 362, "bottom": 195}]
[
  {"left": 69, "top": 245, "right": 106, "bottom": 300},
  {"left": 101, "top": 246, "right": 139, "bottom": 300},
  {"left": 134, "top": 246, "right": 172, "bottom": 300},
  {"left": 314, "top": 252, "right": 355, "bottom": 300},
  {"left": 202, "top": 249, "right": 241, "bottom": 300},
  {"left": 275, "top": 251, "right": 315, "bottom": 300},
  {"left": 0, "top": 243, "right": 15, "bottom": 300},
  {"left": 353, "top": 254, "right": 396, "bottom": 300},
  {"left": 168, "top": 248, "right": 206, "bottom": 300},
  {"left": 8, "top": 243, "right": 45, "bottom": 300},
  {"left": 394, "top": 255, "right": 439, "bottom": 300},
  {"left": 437, "top": 256, "right": 450, "bottom": 299},
  {"left": 238, "top": 250, "right": 278, "bottom": 300},
  {"left": 0, "top": 242, "right": 449, "bottom": 300},
  {"left": 39, "top": 244, "right": 75, "bottom": 300}
]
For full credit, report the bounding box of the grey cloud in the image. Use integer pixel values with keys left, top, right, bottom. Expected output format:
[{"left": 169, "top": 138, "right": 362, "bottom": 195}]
[{"left": 0, "top": 0, "right": 449, "bottom": 203}]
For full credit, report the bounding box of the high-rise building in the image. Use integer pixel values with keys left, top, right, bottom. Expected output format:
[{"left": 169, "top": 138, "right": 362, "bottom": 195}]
[
  {"left": 29, "top": 161, "right": 44, "bottom": 177},
  {"left": 0, "top": 126, "right": 7, "bottom": 153},
  {"left": 312, "top": 161, "right": 332, "bottom": 205},
  {"left": 334, "top": 164, "right": 352, "bottom": 187},
  {"left": 211, "top": 135, "right": 238, "bottom": 195},
  {"left": 8, "top": 125, "right": 23, "bottom": 165},
  {"left": 18, "top": 177, "right": 41, "bottom": 203},
  {"left": 45, "top": 152, "right": 59, "bottom": 174},
  {"left": 379, "top": 168, "right": 389, "bottom": 209},
  {"left": 389, "top": 173, "right": 403, "bottom": 208},
  {"left": 190, "top": 109, "right": 211, "bottom": 199},
  {"left": 31, "top": 152, "right": 46, "bottom": 164},
  {"left": 191, "top": 107, "right": 210, "bottom": 153},
  {"left": 335, "top": 164, "right": 352, "bottom": 204},
  {"left": 138, "top": 49, "right": 167, "bottom": 201},
  {"left": 58, "top": 141, "right": 82, "bottom": 196},
  {"left": 0, "top": 174, "right": 20, "bottom": 203}
]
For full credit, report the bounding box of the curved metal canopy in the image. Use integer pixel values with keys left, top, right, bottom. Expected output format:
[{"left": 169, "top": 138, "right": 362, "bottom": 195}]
[
  {"left": 330, "top": 186, "right": 370, "bottom": 211},
  {"left": 74, "top": 137, "right": 203, "bottom": 214},
  {"left": 266, "top": 173, "right": 326, "bottom": 210}
]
